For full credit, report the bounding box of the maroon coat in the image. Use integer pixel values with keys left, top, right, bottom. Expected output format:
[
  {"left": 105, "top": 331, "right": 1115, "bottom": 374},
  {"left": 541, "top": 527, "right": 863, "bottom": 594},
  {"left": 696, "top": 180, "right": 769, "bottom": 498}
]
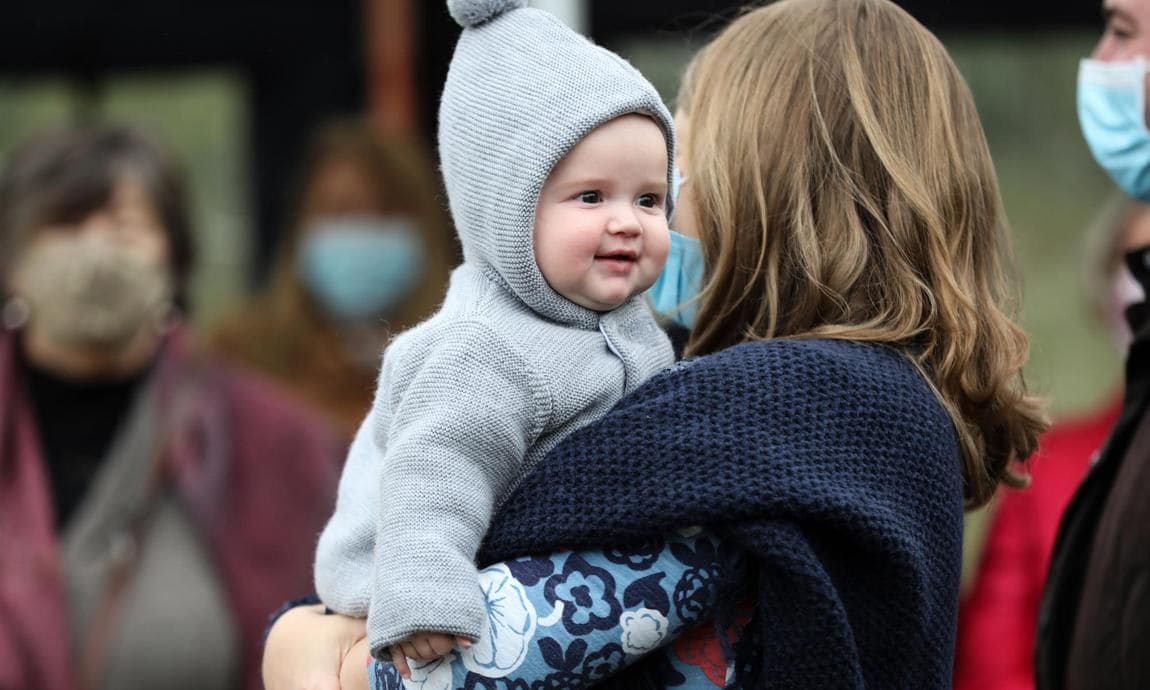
[{"left": 0, "top": 327, "right": 341, "bottom": 690}]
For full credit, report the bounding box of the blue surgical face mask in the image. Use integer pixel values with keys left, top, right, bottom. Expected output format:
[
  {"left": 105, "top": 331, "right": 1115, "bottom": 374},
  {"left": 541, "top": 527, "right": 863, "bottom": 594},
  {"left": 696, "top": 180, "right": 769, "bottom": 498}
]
[
  {"left": 647, "top": 167, "right": 705, "bottom": 329},
  {"left": 1078, "top": 57, "right": 1150, "bottom": 201},
  {"left": 298, "top": 216, "right": 425, "bottom": 322}
]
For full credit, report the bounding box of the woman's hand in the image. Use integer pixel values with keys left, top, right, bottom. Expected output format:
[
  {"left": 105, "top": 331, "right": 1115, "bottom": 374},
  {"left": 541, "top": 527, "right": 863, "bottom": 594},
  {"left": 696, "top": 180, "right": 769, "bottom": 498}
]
[
  {"left": 340, "top": 637, "right": 371, "bottom": 690},
  {"left": 262, "top": 604, "right": 366, "bottom": 690}
]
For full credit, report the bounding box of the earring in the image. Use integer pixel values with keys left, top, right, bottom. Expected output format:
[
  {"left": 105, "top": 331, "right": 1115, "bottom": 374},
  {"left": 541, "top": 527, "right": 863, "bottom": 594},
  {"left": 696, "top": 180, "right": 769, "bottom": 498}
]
[{"left": 1, "top": 296, "right": 30, "bottom": 330}]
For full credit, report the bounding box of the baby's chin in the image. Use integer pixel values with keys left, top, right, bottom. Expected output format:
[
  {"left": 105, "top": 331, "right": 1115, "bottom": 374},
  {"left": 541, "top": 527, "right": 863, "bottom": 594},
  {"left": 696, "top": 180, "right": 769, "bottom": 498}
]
[
  {"left": 587, "top": 299, "right": 629, "bottom": 312},
  {"left": 564, "top": 291, "right": 628, "bottom": 312},
  {"left": 581, "top": 289, "right": 654, "bottom": 313}
]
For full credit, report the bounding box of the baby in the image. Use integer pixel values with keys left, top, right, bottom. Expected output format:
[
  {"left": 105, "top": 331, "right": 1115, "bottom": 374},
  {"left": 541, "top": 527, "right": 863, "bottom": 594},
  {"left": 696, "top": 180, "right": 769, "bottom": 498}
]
[{"left": 313, "top": 0, "right": 677, "bottom": 676}]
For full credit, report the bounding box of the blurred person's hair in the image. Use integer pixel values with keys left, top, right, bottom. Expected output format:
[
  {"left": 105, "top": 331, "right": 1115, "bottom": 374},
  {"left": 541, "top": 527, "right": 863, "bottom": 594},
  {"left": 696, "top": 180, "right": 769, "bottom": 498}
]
[
  {"left": 264, "top": 118, "right": 457, "bottom": 329},
  {"left": 1082, "top": 194, "right": 1150, "bottom": 317},
  {"left": 0, "top": 124, "right": 195, "bottom": 307},
  {"left": 677, "top": 0, "right": 1046, "bottom": 508},
  {"left": 209, "top": 118, "right": 457, "bottom": 434}
]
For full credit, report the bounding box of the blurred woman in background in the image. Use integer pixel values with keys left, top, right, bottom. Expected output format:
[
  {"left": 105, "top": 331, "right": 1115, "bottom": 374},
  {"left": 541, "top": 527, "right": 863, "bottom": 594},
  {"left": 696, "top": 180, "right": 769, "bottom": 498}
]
[
  {"left": 953, "top": 197, "right": 1150, "bottom": 690},
  {"left": 210, "top": 120, "right": 456, "bottom": 439},
  {"left": 0, "top": 124, "right": 340, "bottom": 690}
]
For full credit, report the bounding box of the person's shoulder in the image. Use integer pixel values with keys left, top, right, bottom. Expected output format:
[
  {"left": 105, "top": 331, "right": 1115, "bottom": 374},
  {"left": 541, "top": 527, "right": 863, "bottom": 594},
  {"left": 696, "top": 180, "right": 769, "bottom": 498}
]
[
  {"left": 388, "top": 309, "right": 526, "bottom": 360},
  {"left": 185, "top": 355, "right": 342, "bottom": 515},
  {"left": 380, "top": 311, "right": 545, "bottom": 411},
  {"left": 691, "top": 337, "right": 912, "bottom": 379},
  {"left": 677, "top": 338, "right": 941, "bottom": 416},
  {"left": 203, "top": 295, "right": 283, "bottom": 358}
]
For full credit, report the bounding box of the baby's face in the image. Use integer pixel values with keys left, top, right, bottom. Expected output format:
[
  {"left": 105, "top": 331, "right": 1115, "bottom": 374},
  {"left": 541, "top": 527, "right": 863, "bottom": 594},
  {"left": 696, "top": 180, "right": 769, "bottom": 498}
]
[{"left": 533, "top": 114, "right": 670, "bottom": 311}]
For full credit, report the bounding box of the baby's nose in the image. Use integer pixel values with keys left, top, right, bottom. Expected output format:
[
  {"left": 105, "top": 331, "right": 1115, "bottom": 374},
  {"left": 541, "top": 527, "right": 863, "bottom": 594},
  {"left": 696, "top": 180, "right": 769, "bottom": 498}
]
[{"left": 606, "top": 208, "right": 642, "bottom": 235}]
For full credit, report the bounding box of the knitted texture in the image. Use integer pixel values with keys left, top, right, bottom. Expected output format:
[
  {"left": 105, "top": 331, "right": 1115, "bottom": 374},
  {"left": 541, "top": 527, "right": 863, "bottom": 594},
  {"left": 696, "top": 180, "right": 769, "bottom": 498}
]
[
  {"left": 447, "top": 0, "right": 525, "bottom": 27},
  {"left": 314, "top": 264, "right": 674, "bottom": 656},
  {"left": 480, "top": 339, "right": 965, "bottom": 689},
  {"left": 439, "top": 4, "right": 675, "bottom": 330},
  {"left": 316, "top": 0, "right": 677, "bottom": 657}
]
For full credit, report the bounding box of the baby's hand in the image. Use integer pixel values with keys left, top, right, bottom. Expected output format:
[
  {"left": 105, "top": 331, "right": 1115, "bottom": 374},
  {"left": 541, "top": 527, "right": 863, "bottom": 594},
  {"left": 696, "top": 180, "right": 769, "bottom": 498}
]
[{"left": 389, "top": 632, "right": 472, "bottom": 678}]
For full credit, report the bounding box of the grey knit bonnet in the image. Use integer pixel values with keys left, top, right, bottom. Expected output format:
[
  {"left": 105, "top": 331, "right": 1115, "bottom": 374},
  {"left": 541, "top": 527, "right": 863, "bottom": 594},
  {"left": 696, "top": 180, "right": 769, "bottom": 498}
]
[{"left": 439, "top": 0, "right": 676, "bottom": 328}]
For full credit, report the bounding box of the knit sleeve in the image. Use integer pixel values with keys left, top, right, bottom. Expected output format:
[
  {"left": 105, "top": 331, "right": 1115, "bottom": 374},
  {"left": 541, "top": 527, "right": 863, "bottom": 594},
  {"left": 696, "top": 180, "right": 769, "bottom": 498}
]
[{"left": 366, "top": 320, "right": 549, "bottom": 658}]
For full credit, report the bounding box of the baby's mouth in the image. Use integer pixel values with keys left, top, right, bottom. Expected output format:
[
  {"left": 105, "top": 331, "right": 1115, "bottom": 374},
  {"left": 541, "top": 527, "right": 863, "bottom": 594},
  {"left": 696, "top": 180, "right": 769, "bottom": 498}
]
[
  {"left": 594, "top": 250, "right": 639, "bottom": 275},
  {"left": 595, "top": 249, "right": 638, "bottom": 262}
]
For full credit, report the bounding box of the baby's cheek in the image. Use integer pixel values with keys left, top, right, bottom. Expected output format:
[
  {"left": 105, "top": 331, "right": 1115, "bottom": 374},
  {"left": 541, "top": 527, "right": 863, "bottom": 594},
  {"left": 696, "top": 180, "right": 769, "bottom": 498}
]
[{"left": 650, "top": 232, "right": 672, "bottom": 269}]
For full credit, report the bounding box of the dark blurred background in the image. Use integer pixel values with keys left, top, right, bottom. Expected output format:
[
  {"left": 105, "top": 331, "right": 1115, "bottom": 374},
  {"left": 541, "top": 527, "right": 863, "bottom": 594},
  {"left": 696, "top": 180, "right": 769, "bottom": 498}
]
[{"left": 0, "top": 0, "right": 1117, "bottom": 416}]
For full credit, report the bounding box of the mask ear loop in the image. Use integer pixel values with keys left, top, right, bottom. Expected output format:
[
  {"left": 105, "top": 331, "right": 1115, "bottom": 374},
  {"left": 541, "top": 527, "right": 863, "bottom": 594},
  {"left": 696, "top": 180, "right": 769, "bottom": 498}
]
[
  {"left": 1134, "top": 57, "right": 1150, "bottom": 137},
  {"left": 1122, "top": 57, "right": 1150, "bottom": 193},
  {"left": 670, "top": 167, "right": 687, "bottom": 222}
]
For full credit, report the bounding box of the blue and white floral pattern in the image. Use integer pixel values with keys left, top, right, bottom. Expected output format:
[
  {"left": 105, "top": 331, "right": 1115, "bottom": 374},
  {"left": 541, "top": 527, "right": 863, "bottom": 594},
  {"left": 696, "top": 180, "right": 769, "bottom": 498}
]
[
  {"left": 604, "top": 537, "right": 665, "bottom": 571},
  {"left": 460, "top": 565, "right": 536, "bottom": 678},
  {"left": 389, "top": 653, "right": 456, "bottom": 690},
  {"left": 371, "top": 531, "right": 730, "bottom": 690},
  {"left": 619, "top": 608, "right": 669, "bottom": 655},
  {"left": 545, "top": 555, "right": 622, "bottom": 636}
]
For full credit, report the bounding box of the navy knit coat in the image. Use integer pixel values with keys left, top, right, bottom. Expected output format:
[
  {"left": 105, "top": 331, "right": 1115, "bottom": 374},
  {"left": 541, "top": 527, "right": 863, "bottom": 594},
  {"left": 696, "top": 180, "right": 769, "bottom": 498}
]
[{"left": 480, "top": 338, "right": 964, "bottom": 689}]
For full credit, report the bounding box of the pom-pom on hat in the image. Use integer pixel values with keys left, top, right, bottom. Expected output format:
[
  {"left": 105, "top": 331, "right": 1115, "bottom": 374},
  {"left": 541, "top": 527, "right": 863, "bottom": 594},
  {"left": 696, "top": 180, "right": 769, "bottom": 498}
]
[
  {"left": 438, "top": 0, "right": 675, "bottom": 328},
  {"left": 446, "top": 0, "right": 527, "bottom": 27}
]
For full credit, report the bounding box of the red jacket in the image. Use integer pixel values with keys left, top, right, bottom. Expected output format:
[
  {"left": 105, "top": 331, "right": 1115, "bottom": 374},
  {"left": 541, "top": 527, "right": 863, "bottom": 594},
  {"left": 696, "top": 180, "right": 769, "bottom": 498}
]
[
  {"left": 0, "top": 328, "right": 341, "bottom": 690},
  {"left": 953, "top": 396, "right": 1121, "bottom": 690}
]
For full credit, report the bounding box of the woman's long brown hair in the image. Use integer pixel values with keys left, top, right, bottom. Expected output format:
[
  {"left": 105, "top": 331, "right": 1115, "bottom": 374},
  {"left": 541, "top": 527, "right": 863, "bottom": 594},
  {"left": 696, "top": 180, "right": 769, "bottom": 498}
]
[{"left": 679, "top": 0, "right": 1046, "bottom": 508}]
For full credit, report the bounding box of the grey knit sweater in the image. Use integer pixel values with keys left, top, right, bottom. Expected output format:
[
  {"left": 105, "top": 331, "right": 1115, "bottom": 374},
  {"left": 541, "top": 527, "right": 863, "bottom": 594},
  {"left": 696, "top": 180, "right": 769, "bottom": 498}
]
[{"left": 313, "top": 1, "right": 676, "bottom": 657}]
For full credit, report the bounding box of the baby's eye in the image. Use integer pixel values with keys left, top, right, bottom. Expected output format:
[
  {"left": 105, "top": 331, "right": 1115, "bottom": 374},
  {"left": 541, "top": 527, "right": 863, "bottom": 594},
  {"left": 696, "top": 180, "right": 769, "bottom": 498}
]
[
  {"left": 579, "top": 191, "right": 602, "bottom": 204},
  {"left": 637, "top": 193, "right": 659, "bottom": 208}
]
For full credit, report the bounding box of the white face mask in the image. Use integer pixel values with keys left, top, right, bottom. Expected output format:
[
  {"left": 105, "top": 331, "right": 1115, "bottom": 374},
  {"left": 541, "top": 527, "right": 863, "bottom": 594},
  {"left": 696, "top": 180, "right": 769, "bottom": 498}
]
[{"left": 10, "top": 234, "right": 173, "bottom": 350}]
